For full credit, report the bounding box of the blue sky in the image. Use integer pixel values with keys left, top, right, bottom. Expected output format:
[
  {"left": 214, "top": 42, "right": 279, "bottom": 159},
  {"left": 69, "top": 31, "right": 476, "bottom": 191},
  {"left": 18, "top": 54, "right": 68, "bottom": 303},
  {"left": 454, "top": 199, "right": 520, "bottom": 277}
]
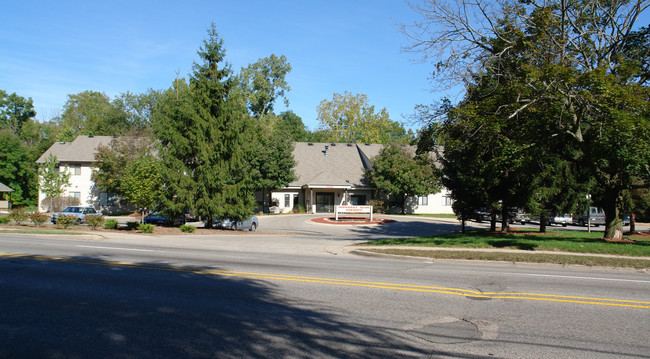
[{"left": 1, "top": 0, "right": 438, "bottom": 131}]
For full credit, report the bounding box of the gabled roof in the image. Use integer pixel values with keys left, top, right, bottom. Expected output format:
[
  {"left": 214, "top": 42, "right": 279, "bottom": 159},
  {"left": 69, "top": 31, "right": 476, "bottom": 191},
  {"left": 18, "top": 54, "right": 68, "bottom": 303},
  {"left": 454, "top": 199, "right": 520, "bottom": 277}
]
[
  {"left": 289, "top": 142, "right": 384, "bottom": 189},
  {"left": 0, "top": 182, "right": 14, "bottom": 192},
  {"left": 36, "top": 135, "right": 116, "bottom": 164}
]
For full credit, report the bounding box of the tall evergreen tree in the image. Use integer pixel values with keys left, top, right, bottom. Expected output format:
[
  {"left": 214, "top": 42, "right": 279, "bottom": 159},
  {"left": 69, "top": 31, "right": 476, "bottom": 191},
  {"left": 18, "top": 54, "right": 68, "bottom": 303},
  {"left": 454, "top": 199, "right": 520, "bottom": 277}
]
[{"left": 153, "top": 24, "right": 256, "bottom": 226}]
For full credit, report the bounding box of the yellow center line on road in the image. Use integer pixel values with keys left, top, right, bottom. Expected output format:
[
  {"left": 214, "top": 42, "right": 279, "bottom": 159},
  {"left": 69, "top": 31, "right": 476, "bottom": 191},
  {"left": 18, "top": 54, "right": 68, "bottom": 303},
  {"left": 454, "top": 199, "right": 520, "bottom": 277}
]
[{"left": 3, "top": 252, "right": 650, "bottom": 309}]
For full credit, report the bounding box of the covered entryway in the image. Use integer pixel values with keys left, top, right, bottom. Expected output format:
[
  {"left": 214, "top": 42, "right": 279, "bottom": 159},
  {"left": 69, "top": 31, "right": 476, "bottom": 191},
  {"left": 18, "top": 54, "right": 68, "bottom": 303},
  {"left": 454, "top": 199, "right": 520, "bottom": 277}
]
[{"left": 315, "top": 192, "right": 335, "bottom": 213}]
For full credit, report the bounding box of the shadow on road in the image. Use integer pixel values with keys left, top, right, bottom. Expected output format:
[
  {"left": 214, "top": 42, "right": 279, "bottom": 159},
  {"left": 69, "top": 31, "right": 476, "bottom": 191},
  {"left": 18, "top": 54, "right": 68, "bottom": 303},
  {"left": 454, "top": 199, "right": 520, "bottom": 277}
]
[
  {"left": 0, "top": 254, "right": 499, "bottom": 359},
  {"left": 347, "top": 217, "right": 466, "bottom": 241}
]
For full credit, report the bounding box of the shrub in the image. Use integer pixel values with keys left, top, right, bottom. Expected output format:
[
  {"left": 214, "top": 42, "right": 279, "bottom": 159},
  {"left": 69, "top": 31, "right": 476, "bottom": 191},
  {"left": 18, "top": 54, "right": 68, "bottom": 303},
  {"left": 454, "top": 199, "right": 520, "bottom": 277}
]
[
  {"left": 138, "top": 223, "right": 155, "bottom": 233},
  {"left": 104, "top": 219, "right": 119, "bottom": 230},
  {"left": 126, "top": 221, "right": 140, "bottom": 231},
  {"left": 29, "top": 212, "right": 50, "bottom": 227},
  {"left": 0, "top": 216, "right": 8, "bottom": 224},
  {"left": 8, "top": 207, "right": 29, "bottom": 224},
  {"left": 180, "top": 224, "right": 196, "bottom": 233},
  {"left": 42, "top": 195, "right": 81, "bottom": 213},
  {"left": 84, "top": 214, "right": 105, "bottom": 230},
  {"left": 369, "top": 199, "right": 386, "bottom": 214},
  {"left": 293, "top": 204, "right": 306, "bottom": 213},
  {"left": 56, "top": 214, "right": 77, "bottom": 229}
]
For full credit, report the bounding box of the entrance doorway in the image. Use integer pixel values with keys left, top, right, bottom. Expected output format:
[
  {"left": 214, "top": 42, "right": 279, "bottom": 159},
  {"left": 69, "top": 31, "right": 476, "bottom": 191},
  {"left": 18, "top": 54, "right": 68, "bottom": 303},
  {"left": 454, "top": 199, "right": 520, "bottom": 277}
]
[{"left": 315, "top": 192, "right": 335, "bottom": 213}]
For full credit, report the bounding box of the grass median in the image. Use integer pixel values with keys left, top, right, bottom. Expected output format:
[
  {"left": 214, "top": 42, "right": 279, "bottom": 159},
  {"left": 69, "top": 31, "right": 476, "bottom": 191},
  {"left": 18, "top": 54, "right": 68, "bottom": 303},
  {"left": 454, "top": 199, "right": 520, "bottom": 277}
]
[{"left": 358, "top": 229, "right": 650, "bottom": 268}]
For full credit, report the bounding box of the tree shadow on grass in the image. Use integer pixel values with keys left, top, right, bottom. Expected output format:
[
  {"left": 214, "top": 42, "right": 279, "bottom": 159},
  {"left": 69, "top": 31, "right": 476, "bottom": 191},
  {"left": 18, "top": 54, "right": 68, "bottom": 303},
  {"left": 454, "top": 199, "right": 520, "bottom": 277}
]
[
  {"left": 486, "top": 239, "right": 538, "bottom": 250},
  {"left": 0, "top": 254, "right": 504, "bottom": 359}
]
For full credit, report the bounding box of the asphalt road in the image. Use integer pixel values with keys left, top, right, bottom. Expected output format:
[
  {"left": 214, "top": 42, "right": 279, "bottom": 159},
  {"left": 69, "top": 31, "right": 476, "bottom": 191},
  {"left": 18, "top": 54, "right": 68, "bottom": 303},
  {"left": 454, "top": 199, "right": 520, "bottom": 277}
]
[{"left": 0, "top": 215, "right": 648, "bottom": 358}]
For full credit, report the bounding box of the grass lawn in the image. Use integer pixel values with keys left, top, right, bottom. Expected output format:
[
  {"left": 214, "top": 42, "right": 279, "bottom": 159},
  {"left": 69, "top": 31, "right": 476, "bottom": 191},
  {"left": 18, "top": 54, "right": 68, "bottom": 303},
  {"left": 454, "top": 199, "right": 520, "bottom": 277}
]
[{"left": 359, "top": 229, "right": 650, "bottom": 268}]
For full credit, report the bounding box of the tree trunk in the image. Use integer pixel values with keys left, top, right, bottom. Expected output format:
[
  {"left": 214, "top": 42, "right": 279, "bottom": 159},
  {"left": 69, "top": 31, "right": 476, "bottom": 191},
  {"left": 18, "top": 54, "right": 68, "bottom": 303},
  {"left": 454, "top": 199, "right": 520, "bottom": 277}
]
[
  {"left": 490, "top": 212, "right": 497, "bottom": 232},
  {"left": 539, "top": 213, "right": 547, "bottom": 233},
  {"left": 500, "top": 206, "right": 509, "bottom": 233},
  {"left": 629, "top": 214, "right": 636, "bottom": 234},
  {"left": 461, "top": 218, "right": 466, "bottom": 234},
  {"left": 603, "top": 199, "right": 623, "bottom": 239}
]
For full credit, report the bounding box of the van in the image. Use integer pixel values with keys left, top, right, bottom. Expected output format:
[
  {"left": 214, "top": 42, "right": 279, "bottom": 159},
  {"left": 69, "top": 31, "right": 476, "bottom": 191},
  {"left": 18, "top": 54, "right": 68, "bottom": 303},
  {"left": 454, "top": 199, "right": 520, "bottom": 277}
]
[{"left": 573, "top": 207, "right": 605, "bottom": 227}]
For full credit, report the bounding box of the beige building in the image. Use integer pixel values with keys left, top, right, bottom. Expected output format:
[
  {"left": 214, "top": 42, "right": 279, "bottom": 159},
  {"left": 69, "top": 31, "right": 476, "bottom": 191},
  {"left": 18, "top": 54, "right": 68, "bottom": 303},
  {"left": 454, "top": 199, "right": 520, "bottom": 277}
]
[
  {"left": 36, "top": 136, "right": 453, "bottom": 215},
  {"left": 36, "top": 135, "right": 128, "bottom": 214},
  {"left": 269, "top": 142, "right": 453, "bottom": 214}
]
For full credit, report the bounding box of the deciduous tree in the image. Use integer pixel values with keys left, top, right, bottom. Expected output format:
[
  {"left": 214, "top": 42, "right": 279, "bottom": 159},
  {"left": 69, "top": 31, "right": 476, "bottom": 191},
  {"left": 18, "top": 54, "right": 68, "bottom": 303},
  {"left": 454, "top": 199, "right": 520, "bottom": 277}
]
[
  {"left": 405, "top": 0, "right": 650, "bottom": 238},
  {"left": 38, "top": 154, "right": 71, "bottom": 212},
  {"left": 0, "top": 130, "right": 37, "bottom": 206},
  {"left": 316, "top": 92, "right": 412, "bottom": 144},
  {"left": 365, "top": 143, "right": 440, "bottom": 214},
  {"left": 238, "top": 54, "right": 292, "bottom": 119}
]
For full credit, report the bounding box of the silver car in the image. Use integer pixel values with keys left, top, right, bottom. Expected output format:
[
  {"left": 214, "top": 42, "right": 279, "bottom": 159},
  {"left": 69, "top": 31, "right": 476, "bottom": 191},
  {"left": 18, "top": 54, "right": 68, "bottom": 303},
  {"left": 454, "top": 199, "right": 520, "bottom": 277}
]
[
  {"left": 51, "top": 206, "right": 100, "bottom": 224},
  {"left": 573, "top": 207, "right": 605, "bottom": 227},
  {"left": 213, "top": 216, "right": 259, "bottom": 231}
]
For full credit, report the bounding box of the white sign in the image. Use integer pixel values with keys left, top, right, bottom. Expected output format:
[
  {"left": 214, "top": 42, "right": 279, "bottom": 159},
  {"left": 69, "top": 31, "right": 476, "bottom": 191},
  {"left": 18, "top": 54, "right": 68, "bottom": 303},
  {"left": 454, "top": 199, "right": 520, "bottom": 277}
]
[{"left": 335, "top": 205, "right": 373, "bottom": 221}]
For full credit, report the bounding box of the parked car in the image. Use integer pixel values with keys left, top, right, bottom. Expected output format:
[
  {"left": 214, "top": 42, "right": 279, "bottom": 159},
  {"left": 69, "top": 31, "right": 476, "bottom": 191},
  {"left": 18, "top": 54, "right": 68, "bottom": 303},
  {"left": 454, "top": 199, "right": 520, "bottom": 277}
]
[
  {"left": 51, "top": 206, "right": 100, "bottom": 224},
  {"left": 623, "top": 214, "right": 630, "bottom": 226},
  {"left": 514, "top": 211, "right": 531, "bottom": 225},
  {"left": 548, "top": 213, "right": 573, "bottom": 227},
  {"left": 143, "top": 212, "right": 186, "bottom": 226},
  {"left": 212, "top": 216, "right": 259, "bottom": 231},
  {"left": 573, "top": 207, "right": 605, "bottom": 227}
]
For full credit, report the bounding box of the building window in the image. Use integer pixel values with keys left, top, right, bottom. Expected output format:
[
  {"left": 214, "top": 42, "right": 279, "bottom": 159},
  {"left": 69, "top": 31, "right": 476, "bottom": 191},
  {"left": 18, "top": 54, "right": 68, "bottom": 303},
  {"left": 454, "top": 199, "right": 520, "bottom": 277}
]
[
  {"left": 69, "top": 164, "right": 81, "bottom": 175},
  {"left": 70, "top": 192, "right": 81, "bottom": 202},
  {"left": 443, "top": 196, "right": 452, "bottom": 206},
  {"left": 418, "top": 195, "right": 428, "bottom": 206},
  {"left": 350, "top": 195, "right": 366, "bottom": 205},
  {"left": 284, "top": 194, "right": 290, "bottom": 208}
]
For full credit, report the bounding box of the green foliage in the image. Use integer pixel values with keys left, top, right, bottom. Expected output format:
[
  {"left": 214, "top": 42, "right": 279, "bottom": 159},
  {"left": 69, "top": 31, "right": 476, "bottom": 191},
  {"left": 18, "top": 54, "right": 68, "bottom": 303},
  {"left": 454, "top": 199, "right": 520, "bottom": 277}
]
[
  {"left": 316, "top": 92, "right": 412, "bottom": 144},
  {"left": 93, "top": 135, "right": 157, "bottom": 196},
  {"left": 410, "top": 1, "right": 649, "bottom": 237},
  {"left": 277, "top": 111, "right": 310, "bottom": 141},
  {"left": 56, "top": 214, "right": 77, "bottom": 229},
  {"left": 8, "top": 207, "right": 29, "bottom": 223},
  {"left": 84, "top": 214, "right": 105, "bottom": 230},
  {"left": 238, "top": 54, "right": 292, "bottom": 119},
  {"left": 0, "top": 90, "right": 36, "bottom": 139},
  {"left": 126, "top": 221, "right": 140, "bottom": 231},
  {"left": 153, "top": 24, "right": 256, "bottom": 225},
  {"left": 0, "top": 129, "right": 38, "bottom": 206},
  {"left": 60, "top": 90, "right": 130, "bottom": 139},
  {"left": 368, "top": 199, "right": 386, "bottom": 214},
  {"left": 137, "top": 223, "right": 155, "bottom": 233},
  {"left": 38, "top": 154, "right": 71, "bottom": 212},
  {"left": 249, "top": 115, "right": 297, "bottom": 209},
  {"left": 120, "top": 156, "right": 163, "bottom": 213},
  {"left": 293, "top": 204, "right": 306, "bottom": 213},
  {"left": 29, "top": 212, "right": 49, "bottom": 226},
  {"left": 366, "top": 143, "right": 440, "bottom": 214},
  {"left": 180, "top": 224, "right": 196, "bottom": 233},
  {"left": 104, "top": 219, "right": 119, "bottom": 229},
  {"left": 0, "top": 216, "right": 8, "bottom": 224}
]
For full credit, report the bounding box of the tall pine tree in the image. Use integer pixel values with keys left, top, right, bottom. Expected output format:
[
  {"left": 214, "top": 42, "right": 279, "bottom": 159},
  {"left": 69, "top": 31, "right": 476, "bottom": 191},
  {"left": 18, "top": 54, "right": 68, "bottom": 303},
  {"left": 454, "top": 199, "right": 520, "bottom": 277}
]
[{"left": 153, "top": 24, "right": 256, "bottom": 226}]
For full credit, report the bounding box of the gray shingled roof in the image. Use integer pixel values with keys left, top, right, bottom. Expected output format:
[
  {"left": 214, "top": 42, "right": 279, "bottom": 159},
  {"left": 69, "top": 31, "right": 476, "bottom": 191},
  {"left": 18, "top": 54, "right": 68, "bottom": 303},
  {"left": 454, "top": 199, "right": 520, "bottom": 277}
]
[
  {"left": 289, "top": 142, "right": 384, "bottom": 189},
  {"left": 0, "top": 182, "right": 14, "bottom": 192},
  {"left": 36, "top": 135, "right": 116, "bottom": 163}
]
